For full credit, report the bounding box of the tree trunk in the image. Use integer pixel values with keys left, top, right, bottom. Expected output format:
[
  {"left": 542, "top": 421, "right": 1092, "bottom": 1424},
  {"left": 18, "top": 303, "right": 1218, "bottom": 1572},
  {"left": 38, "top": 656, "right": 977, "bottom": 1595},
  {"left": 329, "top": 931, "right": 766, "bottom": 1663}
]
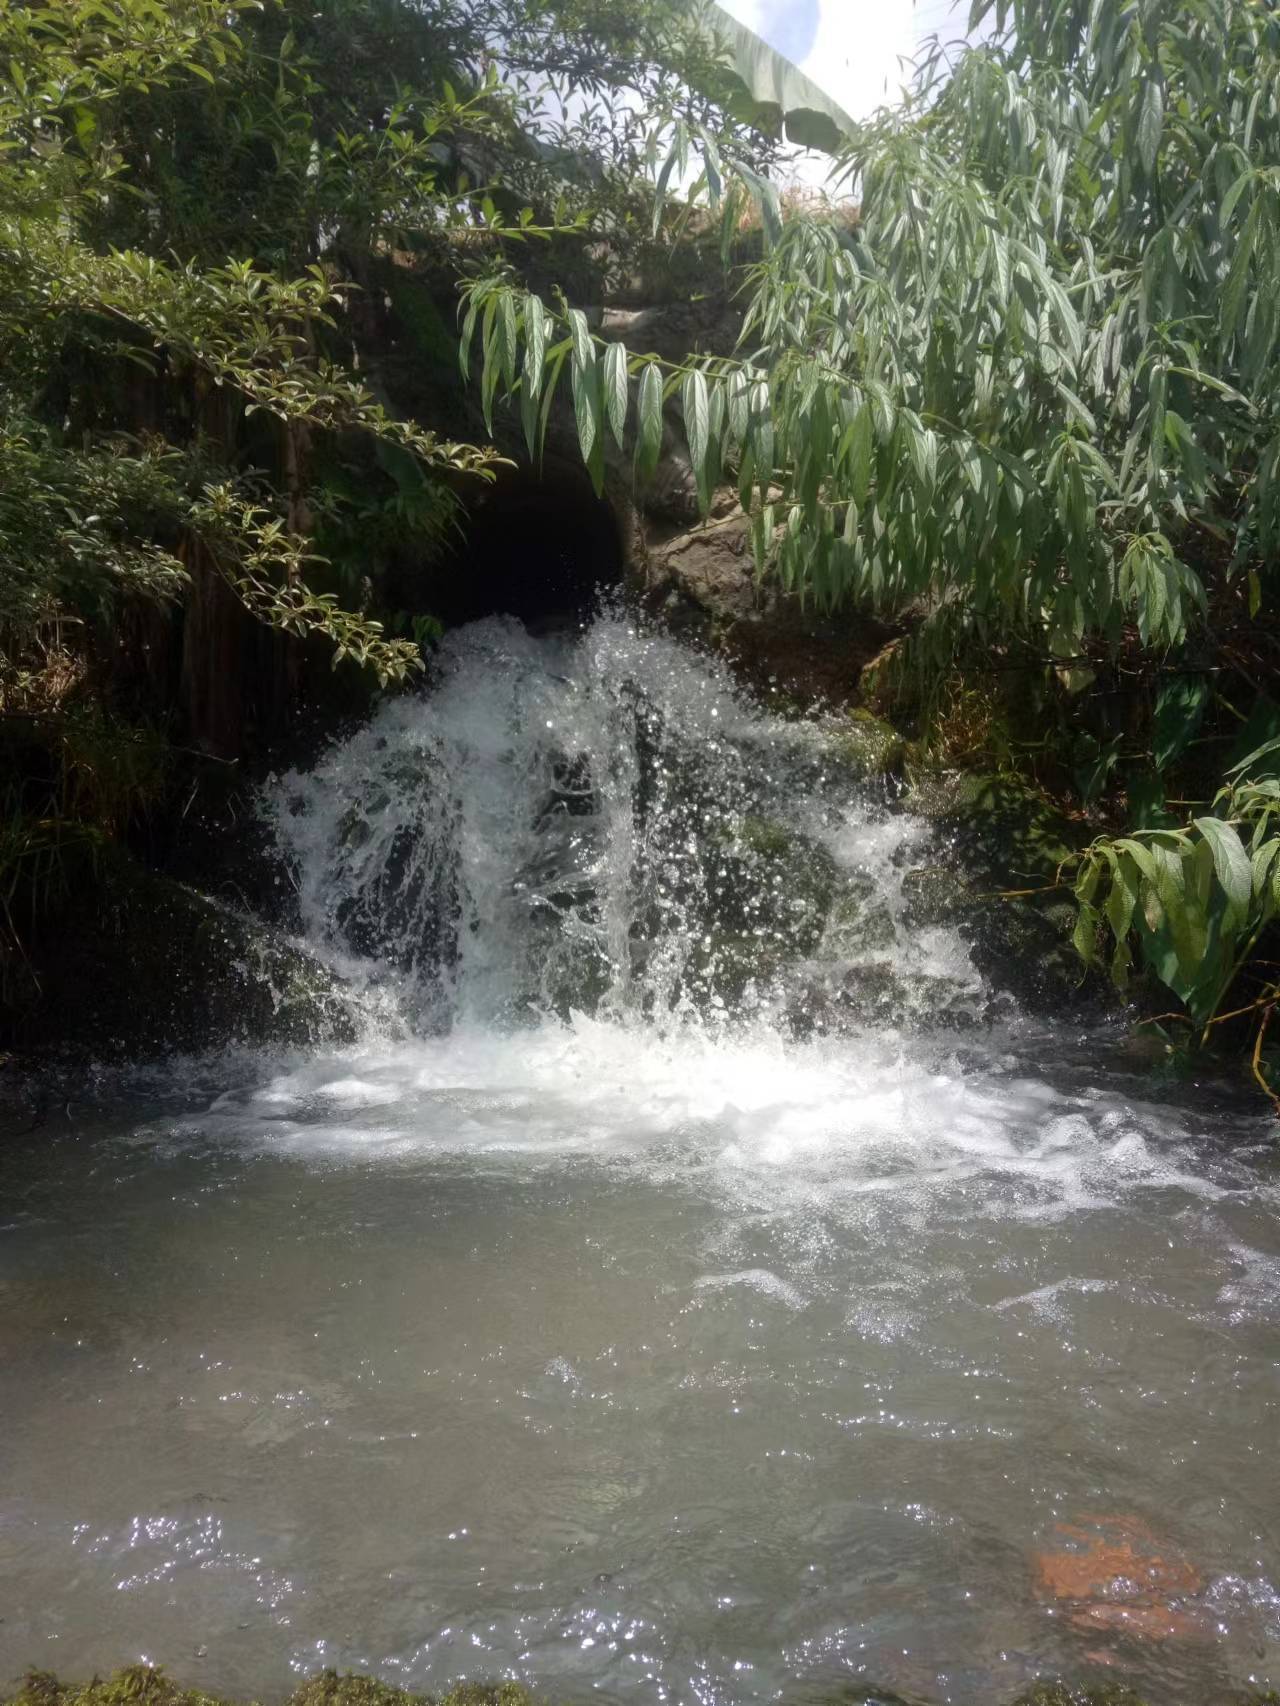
[{"left": 179, "top": 532, "right": 250, "bottom": 759}]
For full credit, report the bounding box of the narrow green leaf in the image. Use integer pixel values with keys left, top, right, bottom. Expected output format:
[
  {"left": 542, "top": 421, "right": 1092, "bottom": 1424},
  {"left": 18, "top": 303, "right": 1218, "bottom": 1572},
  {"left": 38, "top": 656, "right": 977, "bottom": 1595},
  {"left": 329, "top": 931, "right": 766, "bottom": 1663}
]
[
  {"left": 497, "top": 289, "right": 518, "bottom": 392},
  {"left": 683, "top": 369, "right": 711, "bottom": 506},
  {"left": 1151, "top": 674, "right": 1209, "bottom": 772},
  {"left": 1072, "top": 901, "right": 1102, "bottom": 967},
  {"left": 1137, "top": 75, "right": 1165, "bottom": 175},
  {"left": 524, "top": 294, "right": 547, "bottom": 383},
  {"left": 571, "top": 345, "right": 602, "bottom": 473},
  {"left": 602, "top": 341, "right": 629, "bottom": 450},
  {"left": 635, "top": 361, "right": 664, "bottom": 485}
]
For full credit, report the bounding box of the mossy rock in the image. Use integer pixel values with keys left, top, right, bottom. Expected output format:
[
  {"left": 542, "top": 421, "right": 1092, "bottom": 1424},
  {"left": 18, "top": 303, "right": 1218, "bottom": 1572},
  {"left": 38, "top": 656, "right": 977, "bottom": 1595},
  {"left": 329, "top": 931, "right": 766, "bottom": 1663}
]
[
  {"left": 3, "top": 1670, "right": 536, "bottom": 1706},
  {"left": 678, "top": 931, "right": 783, "bottom": 1008},
  {"left": 1005, "top": 1691, "right": 1162, "bottom": 1706},
  {"left": 708, "top": 815, "right": 838, "bottom": 956},
  {"left": 786, "top": 959, "right": 982, "bottom": 1037},
  {"left": 822, "top": 708, "right": 906, "bottom": 780},
  {"left": 17, "top": 1668, "right": 1241, "bottom": 1706},
  {"left": 820, "top": 873, "right": 898, "bottom": 958},
  {"left": 902, "top": 771, "right": 1108, "bottom": 1015},
  {"left": 3, "top": 848, "right": 361, "bottom": 1062},
  {"left": 737, "top": 713, "right": 906, "bottom": 798},
  {"left": 734, "top": 814, "right": 797, "bottom": 860},
  {"left": 905, "top": 770, "right": 1082, "bottom": 886},
  {"left": 8, "top": 1665, "right": 1277, "bottom": 1706}
]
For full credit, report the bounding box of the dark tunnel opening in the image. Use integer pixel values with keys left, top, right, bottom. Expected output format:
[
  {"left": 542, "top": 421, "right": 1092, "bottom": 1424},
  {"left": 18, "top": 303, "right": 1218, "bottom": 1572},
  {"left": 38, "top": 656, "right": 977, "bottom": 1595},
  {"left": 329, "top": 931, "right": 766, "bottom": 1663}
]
[{"left": 429, "top": 460, "right": 625, "bottom": 630}]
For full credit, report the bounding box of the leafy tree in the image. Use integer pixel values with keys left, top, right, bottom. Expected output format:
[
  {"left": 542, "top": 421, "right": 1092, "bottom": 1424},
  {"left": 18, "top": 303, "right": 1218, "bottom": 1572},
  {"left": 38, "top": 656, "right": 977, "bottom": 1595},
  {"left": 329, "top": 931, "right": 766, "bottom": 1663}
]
[
  {"left": 0, "top": 0, "right": 511, "bottom": 689},
  {"left": 1, "top": 0, "right": 820, "bottom": 696}
]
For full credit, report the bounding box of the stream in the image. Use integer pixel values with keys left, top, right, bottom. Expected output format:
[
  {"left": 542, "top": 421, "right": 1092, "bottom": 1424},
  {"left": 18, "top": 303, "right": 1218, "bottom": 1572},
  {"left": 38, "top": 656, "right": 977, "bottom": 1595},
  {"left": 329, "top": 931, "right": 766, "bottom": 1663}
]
[{"left": 2, "top": 615, "right": 1278, "bottom": 1704}]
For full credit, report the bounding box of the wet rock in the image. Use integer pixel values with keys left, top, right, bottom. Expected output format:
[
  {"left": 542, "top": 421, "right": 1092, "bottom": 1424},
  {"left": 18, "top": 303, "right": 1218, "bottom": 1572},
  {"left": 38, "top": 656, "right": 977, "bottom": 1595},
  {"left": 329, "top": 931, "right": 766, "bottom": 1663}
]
[
  {"left": 596, "top": 300, "right": 742, "bottom": 369},
  {"left": 907, "top": 770, "right": 1081, "bottom": 881},
  {"left": 1033, "top": 1513, "right": 1206, "bottom": 1642},
  {"left": 4, "top": 847, "right": 361, "bottom": 1062},
  {"left": 640, "top": 514, "right": 897, "bottom": 703},
  {"left": 646, "top": 512, "right": 761, "bottom": 625},
  {"left": 3, "top": 1668, "right": 539, "bottom": 1706},
  {"left": 2, "top": 1663, "right": 1220, "bottom": 1706},
  {"left": 821, "top": 874, "right": 899, "bottom": 959},
  {"left": 1008, "top": 1689, "right": 1151, "bottom": 1706},
  {"left": 786, "top": 960, "right": 981, "bottom": 1037},
  {"left": 902, "top": 771, "right": 1108, "bottom": 1015},
  {"left": 817, "top": 709, "right": 906, "bottom": 780},
  {"left": 706, "top": 815, "right": 838, "bottom": 956}
]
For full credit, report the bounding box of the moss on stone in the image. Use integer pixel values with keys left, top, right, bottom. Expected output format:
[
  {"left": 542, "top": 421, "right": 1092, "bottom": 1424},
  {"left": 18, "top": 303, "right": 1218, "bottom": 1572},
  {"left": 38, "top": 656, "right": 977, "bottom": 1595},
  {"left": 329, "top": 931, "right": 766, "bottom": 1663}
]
[
  {"left": 707, "top": 815, "right": 838, "bottom": 958},
  {"left": 11, "top": 1669, "right": 1274, "bottom": 1706},
  {"left": 1003, "top": 1689, "right": 1149, "bottom": 1706},
  {"left": 900, "top": 770, "right": 1109, "bottom": 1015},
  {"left": 905, "top": 770, "right": 1082, "bottom": 887},
  {"left": 3, "top": 1670, "right": 537, "bottom": 1706},
  {"left": 1004, "top": 1690, "right": 1280, "bottom": 1706},
  {"left": 821, "top": 875, "right": 898, "bottom": 958},
  {"left": 823, "top": 709, "right": 906, "bottom": 780},
  {"left": 734, "top": 814, "right": 797, "bottom": 860}
]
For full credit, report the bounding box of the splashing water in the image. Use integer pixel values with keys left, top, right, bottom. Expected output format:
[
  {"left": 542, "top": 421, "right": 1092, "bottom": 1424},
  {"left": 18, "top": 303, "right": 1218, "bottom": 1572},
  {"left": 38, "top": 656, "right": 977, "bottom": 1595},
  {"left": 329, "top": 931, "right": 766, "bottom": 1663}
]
[
  {"left": 2, "top": 614, "right": 1279, "bottom": 1706},
  {"left": 265, "top": 614, "right": 979, "bottom": 1035}
]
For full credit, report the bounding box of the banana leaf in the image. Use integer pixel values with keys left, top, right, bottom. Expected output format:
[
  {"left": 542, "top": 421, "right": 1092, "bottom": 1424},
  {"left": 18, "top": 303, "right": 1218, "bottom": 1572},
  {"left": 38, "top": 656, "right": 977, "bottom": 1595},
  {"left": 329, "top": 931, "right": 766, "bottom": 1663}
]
[{"left": 684, "top": 1, "right": 855, "bottom": 152}]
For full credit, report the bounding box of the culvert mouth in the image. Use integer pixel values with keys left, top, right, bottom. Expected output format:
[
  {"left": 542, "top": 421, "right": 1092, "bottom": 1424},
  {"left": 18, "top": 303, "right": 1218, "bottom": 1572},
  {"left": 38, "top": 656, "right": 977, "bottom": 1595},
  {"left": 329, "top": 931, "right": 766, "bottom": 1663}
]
[{"left": 431, "top": 460, "right": 624, "bottom": 630}]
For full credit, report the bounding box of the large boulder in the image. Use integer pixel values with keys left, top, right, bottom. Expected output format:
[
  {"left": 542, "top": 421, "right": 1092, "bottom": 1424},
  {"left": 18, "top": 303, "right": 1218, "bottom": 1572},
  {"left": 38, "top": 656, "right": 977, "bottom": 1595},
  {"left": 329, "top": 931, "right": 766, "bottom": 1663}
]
[
  {"left": 642, "top": 512, "right": 897, "bottom": 704},
  {"left": 4, "top": 848, "right": 362, "bottom": 1062},
  {"left": 648, "top": 511, "right": 759, "bottom": 624},
  {"left": 596, "top": 300, "right": 741, "bottom": 368}
]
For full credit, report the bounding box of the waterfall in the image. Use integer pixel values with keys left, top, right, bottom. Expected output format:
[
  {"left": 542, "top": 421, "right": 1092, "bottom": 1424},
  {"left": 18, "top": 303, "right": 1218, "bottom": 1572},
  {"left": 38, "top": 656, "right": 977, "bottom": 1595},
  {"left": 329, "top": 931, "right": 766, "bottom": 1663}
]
[{"left": 265, "top": 613, "right": 981, "bottom": 1038}]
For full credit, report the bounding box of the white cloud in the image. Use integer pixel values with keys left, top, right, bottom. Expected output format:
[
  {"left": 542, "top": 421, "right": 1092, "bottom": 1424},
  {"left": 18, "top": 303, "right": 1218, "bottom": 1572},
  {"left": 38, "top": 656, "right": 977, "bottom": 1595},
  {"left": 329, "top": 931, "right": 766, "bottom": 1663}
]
[
  {"left": 722, "top": 0, "right": 772, "bottom": 32},
  {"left": 797, "top": 0, "right": 916, "bottom": 123},
  {"left": 716, "top": 0, "right": 918, "bottom": 189},
  {"left": 718, "top": 0, "right": 917, "bottom": 124}
]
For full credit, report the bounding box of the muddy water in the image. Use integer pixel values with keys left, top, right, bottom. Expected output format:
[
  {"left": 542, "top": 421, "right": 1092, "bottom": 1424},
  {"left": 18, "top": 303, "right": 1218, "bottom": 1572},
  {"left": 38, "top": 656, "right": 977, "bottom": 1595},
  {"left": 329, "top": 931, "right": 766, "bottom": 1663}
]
[{"left": 2, "top": 1027, "right": 1278, "bottom": 1704}]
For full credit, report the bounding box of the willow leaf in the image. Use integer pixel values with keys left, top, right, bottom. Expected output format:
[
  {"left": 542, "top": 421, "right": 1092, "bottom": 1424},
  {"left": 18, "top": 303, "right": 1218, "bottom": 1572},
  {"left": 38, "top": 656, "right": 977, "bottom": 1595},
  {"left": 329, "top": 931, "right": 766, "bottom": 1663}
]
[
  {"left": 635, "top": 361, "right": 664, "bottom": 485},
  {"left": 571, "top": 344, "right": 602, "bottom": 472},
  {"left": 602, "top": 341, "right": 629, "bottom": 450},
  {"left": 683, "top": 369, "right": 711, "bottom": 503}
]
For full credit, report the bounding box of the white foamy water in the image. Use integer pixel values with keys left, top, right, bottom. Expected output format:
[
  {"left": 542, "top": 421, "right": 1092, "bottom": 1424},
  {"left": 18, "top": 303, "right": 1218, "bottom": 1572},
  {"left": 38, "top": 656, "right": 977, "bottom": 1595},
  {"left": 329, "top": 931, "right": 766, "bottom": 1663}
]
[
  {"left": 2, "top": 614, "right": 1279, "bottom": 1706},
  {"left": 184, "top": 1017, "right": 1236, "bottom": 1227},
  {"left": 264, "top": 614, "right": 983, "bottom": 1033}
]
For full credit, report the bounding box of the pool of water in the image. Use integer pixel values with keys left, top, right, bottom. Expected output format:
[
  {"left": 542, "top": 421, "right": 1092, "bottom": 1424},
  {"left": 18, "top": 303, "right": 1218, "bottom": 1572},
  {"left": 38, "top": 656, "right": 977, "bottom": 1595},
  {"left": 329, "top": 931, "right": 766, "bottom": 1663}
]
[{"left": 3, "top": 1019, "right": 1278, "bottom": 1705}]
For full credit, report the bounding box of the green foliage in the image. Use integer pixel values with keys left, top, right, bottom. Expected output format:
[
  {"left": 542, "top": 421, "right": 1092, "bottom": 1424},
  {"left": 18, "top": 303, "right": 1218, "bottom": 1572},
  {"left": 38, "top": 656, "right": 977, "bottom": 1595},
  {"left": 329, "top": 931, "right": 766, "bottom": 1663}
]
[
  {"left": 0, "top": 0, "right": 830, "bottom": 1027},
  {"left": 0, "top": 0, "right": 513, "bottom": 685},
  {"left": 1, "top": 0, "right": 808, "bottom": 677},
  {"left": 10, "top": 1663, "right": 1266, "bottom": 1706},
  {"left": 1071, "top": 741, "right": 1280, "bottom": 1089},
  {"left": 0, "top": 698, "right": 172, "bottom": 1003},
  {"left": 192, "top": 486, "right": 423, "bottom": 681},
  {"left": 469, "top": 0, "right": 1280, "bottom": 656},
  {"left": 0, "top": 428, "right": 190, "bottom": 631}
]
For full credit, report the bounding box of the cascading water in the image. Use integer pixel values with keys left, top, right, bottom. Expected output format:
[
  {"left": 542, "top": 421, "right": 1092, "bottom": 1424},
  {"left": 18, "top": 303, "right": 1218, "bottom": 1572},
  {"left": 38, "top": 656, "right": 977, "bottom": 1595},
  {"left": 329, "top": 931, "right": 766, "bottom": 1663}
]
[
  {"left": 3, "top": 613, "right": 1279, "bottom": 1706},
  {"left": 265, "top": 613, "right": 980, "bottom": 1039}
]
